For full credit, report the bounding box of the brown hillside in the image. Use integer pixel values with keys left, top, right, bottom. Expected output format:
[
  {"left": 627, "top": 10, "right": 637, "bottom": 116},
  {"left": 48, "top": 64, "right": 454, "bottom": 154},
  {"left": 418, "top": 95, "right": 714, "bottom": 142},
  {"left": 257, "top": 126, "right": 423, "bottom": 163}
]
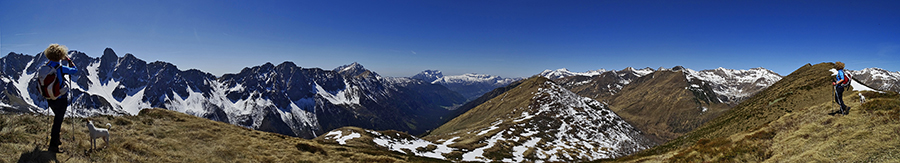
[
  {"left": 657, "top": 90, "right": 900, "bottom": 162},
  {"left": 1, "top": 108, "right": 446, "bottom": 163},
  {"left": 426, "top": 76, "right": 548, "bottom": 137},
  {"left": 614, "top": 62, "right": 850, "bottom": 161},
  {"left": 556, "top": 73, "right": 621, "bottom": 101},
  {"left": 607, "top": 70, "right": 730, "bottom": 144}
]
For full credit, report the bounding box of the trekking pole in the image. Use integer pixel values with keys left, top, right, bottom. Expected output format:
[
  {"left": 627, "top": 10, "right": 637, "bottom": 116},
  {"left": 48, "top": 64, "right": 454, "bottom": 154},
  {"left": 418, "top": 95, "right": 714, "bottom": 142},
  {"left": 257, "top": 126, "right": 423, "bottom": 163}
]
[
  {"left": 832, "top": 85, "right": 836, "bottom": 113},
  {"left": 66, "top": 66, "right": 75, "bottom": 150},
  {"left": 45, "top": 102, "right": 52, "bottom": 145}
]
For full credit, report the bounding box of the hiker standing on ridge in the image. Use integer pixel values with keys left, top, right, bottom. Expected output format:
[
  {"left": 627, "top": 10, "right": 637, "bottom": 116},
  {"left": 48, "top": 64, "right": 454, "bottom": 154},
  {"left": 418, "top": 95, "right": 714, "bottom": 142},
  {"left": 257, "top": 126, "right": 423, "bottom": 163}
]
[
  {"left": 832, "top": 62, "right": 850, "bottom": 115},
  {"left": 37, "top": 44, "right": 77, "bottom": 153}
]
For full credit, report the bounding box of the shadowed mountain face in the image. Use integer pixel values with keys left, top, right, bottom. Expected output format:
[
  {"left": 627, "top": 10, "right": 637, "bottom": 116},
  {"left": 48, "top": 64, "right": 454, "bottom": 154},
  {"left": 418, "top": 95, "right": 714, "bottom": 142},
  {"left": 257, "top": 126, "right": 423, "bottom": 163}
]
[{"left": 0, "top": 48, "right": 466, "bottom": 139}]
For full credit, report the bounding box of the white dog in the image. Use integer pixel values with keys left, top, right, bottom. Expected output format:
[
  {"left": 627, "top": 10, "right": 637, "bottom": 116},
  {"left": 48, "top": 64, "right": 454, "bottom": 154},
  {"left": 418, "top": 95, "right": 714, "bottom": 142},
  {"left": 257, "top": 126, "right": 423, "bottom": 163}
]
[
  {"left": 859, "top": 93, "right": 867, "bottom": 104},
  {"left": 87, "top": 120, "right": 111, "bottom": 150}
]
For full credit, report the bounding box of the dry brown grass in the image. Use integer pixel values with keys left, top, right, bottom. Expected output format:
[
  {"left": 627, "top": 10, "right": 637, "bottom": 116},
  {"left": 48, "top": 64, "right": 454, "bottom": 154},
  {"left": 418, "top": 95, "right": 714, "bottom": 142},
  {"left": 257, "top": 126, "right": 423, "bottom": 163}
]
[
  {"left": 609, "top": 70, "right": 732, "bottom": 144},
  {"left": 604, "top": 63, "right": 900, "bottom": 162},
  {"left": 608, "top": 89, "right": 900, "bottom": 162},
  {"left": 1, "top": 108, "right": 447, "bottom": 163},
  {"left": 424, "top": 76, "right": 549, "bottom": 150},
  {"left": 657, "top": 90, "right": 900, "bottom": 162}
]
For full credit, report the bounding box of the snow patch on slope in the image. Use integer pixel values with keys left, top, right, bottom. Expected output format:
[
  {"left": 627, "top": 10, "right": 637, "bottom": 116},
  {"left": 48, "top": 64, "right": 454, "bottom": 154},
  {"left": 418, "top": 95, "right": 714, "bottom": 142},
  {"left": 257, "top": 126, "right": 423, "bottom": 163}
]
[
  {"left": 11, "top": 60, "right": 38, "bottom": 109},
  {"left": 323, "top": 130, "right": 361, "bottom": 145},
  {"left": 314, "top": 81, "right": 360, "bottom": 106}
]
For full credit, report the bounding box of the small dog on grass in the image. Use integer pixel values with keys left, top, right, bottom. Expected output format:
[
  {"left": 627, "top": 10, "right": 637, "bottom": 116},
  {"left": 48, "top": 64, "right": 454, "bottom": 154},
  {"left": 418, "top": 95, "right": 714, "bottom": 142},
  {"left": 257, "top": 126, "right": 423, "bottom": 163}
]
[
  {"left": 859, "top": 93, "right": 867, "bottom": 104},
  {"left": 87, "top": 120, "right": 111, "bottom": 150}
]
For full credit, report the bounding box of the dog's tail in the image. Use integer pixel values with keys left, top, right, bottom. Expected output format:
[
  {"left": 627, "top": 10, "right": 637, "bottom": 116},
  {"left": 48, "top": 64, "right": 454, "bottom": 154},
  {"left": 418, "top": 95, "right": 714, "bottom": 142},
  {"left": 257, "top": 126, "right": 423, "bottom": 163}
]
[{"left": 106, "top": 123, "right": 112, "bottom": 129}]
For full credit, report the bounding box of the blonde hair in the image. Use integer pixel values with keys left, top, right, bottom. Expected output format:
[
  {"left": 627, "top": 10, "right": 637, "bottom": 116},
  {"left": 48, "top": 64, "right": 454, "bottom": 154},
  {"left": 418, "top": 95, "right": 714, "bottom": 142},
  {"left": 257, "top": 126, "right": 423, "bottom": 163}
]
[
  {"left": 835, "top": 61, "right": 845, "bottom": 70},
  {"left": 43, "top": 44, "right": 68, "bottom": 61}
]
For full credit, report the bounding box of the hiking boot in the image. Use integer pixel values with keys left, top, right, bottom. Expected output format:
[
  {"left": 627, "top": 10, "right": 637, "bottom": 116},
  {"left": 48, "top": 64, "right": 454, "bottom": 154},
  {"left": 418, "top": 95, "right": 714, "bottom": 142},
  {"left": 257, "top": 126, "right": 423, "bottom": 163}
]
[{"left": 843, "top": 107, "right": 851, "bottom": 115}]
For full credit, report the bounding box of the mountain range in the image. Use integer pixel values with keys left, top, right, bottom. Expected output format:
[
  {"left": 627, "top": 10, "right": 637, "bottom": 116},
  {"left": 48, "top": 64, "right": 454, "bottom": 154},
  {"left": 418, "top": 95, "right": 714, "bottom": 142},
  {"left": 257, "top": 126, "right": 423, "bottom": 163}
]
[
  {"left": 540, "top": 66, "right": 783, "bottom": 144},
  {"left": 411, "top": 70, "right": 522, "bottom": 101},
  {"left": 4, "top": 48, "right": 898, "bottom": 162},
  {"left": 1, "top": 48, "right": 471, "bottom": 138}
]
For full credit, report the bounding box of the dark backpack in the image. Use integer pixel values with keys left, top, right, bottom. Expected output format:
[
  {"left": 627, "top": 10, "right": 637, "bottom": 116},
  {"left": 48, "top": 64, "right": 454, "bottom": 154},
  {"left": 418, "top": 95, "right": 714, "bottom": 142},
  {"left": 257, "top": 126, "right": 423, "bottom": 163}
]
[{"left": 37, "top": 63, "right": 69, "bottom": 100}]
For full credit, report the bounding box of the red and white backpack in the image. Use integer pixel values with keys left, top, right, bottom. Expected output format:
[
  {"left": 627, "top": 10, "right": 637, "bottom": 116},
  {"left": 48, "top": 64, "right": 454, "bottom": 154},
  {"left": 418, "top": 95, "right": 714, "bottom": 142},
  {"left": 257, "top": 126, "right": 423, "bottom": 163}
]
[
  {"left": 838, "top": 70, "right": 852, "bottom": 87},
  {"left": 37, "top": 63, "right": 70, "bottom": 100}
]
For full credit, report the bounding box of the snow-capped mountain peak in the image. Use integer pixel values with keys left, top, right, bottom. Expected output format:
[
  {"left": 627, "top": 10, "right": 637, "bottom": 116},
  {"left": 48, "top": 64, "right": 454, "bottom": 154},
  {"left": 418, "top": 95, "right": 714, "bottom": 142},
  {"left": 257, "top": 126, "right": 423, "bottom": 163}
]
[
  {"left": 408, "top": 70, "right": 523, "bottom": 100},
  {"left": 539, "top": 68, "right": 607, "bottom": 80},
  {"left": 333, "top": 62, "right": 379, "bottom": 78},
  {"left": 410, "top": 70, "right": 444, "bottom": 82},
  {"left": 847, "top": 67, "right": 900, "bottom": 93},
  {"left": 681, "top": 67, "right": 783, "bottom": 103},
  {"left": 1, "top": 50, "right": 467, "bottom": 139}
]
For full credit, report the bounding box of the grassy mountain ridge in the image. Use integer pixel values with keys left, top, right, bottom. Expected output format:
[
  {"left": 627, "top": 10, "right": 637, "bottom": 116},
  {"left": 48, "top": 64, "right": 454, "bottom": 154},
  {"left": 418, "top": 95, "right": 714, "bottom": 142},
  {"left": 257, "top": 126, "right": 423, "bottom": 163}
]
[
  {"left": 426, "top": 76, "right": 546, "bottom": 137},
  {"left": 610, "top": 62, "right": 900, "bottom": 162},
  {"left": 607, "top": 70, "right": 731, "bottom": 144},
  {"left": 1, "top": 108, "right": 443, "bottom": 163},
  {"left": 421, "top": 78, "right": 526, "bottom": 137}
]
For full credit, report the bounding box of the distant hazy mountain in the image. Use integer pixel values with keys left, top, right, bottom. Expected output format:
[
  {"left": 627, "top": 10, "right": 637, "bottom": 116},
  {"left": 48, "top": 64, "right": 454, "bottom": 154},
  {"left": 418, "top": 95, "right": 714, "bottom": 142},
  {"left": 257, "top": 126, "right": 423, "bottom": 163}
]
[
  {"left": 410, "top": 70, "right": 522, "bottom": 101},
  {"left": 0, "top": 48, "right": 466, "bottom": 139},
  {"left": 539, "top": 68, "right": 611, "bottom": 80}
]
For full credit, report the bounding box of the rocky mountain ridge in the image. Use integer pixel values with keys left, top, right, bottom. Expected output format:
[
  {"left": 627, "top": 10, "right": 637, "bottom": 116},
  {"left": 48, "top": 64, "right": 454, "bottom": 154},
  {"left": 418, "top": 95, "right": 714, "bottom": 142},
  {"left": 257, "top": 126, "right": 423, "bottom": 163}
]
[
  {"left": 319, "top": 76, "right": 655, "bottom": 162},
  {"left": 848, "top": 67, "right": 900, "bottom": 93},
  {"left": 0, "top": 48, "right": 466, "bottom": 138}
]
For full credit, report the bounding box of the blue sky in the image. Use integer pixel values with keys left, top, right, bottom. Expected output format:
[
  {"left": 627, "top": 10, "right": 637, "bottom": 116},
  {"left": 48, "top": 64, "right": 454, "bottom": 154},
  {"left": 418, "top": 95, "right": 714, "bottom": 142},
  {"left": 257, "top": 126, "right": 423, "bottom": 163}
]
[{"left": 2, "top": 0, "right": 898, "bottom": 77}]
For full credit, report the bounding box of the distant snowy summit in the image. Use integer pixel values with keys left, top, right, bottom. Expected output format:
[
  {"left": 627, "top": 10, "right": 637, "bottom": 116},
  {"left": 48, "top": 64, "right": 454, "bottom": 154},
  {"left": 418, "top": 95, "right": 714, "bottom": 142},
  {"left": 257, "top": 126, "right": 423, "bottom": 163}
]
[
  {"left": 543, "top": 66, "right": 783, "bottom": 104},
  {"left": 683, "top": 67, "right": 783, "bottom": 103},
  {"left": 848, "top": 67, "right": 900, "bottom": 93},
  {"left": 539, "top": 68, "right": 609, "bottom": 80},
  {"left": 411, "top": 70, "right": 523, "bottom": 100},
  {"left": 410, "top": 70, "right": 443, "bottom": 82}
]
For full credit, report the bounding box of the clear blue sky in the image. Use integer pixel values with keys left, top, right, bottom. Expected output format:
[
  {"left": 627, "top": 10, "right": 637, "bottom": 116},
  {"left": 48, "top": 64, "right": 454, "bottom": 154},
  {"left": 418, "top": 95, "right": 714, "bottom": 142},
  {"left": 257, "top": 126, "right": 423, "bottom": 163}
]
[{"left": 2, "top": 0, "right": 899, "bottom": 77}]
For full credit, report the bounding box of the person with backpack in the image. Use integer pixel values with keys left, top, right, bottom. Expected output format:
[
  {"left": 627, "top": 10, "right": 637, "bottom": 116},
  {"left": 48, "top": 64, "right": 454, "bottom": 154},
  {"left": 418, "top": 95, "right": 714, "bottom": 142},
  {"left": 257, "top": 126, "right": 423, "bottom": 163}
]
[
  {"left": 832, "top": 61, "right": 850, "bottom": 115},
  {"left": 37, "top": 44, "right": 77, "bottom": 153}
]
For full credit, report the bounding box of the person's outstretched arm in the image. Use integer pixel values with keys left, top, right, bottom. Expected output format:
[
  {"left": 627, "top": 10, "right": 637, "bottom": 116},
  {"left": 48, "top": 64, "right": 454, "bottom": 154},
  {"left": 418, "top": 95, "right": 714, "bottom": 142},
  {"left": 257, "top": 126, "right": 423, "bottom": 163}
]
[{"left": 60, "top": 57, "right": 77, "bottom": 74}]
